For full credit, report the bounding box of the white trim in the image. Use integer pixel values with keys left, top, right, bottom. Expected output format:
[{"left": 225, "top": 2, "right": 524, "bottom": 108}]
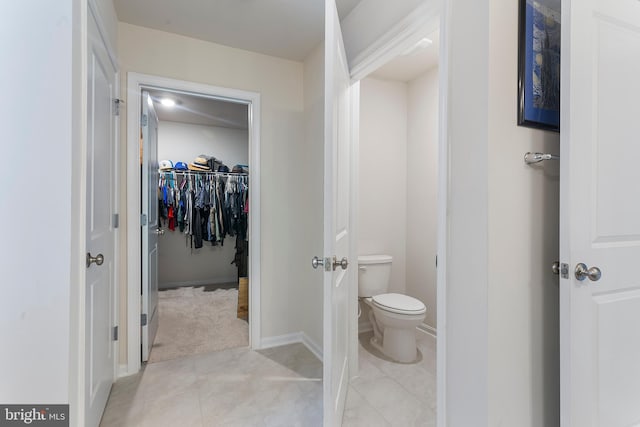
[
  {"left": 117, "top": 364, "right": 129, "bottom": 378},
  {"left": 436, "top": 2, "right": 450, "bottom": 426},
  {"left": 87, "top": 0, "right": 118, "bottom": 69},
  {"left": 69, "top": 1, "right": 88, "bottom": 426},
  {"left": 348, "top": 81, "right": 361, "bottom": 379},
  {"left": 126, "top": 72, "right": 261, "bottom": 375},
  {"left": 418, "top": 323, "right": 437, "bottom": 338},
  {"left": 260, "top": 332, "right": 304, "bottom": 350},
  {"left": 158, "top": 278, "right": 238, "bottom": 289},
  {"left": 260, "top": 332, "right": 323, "bottom": 362},
  {"left": 301, "top": 333, "right": 324, "bottom": 362},
  {"left": 358, "top": 321, "right": 373, "bottom": 334},
  {"left": 349, "top": 2, "right": 441, "bottom": 82}
]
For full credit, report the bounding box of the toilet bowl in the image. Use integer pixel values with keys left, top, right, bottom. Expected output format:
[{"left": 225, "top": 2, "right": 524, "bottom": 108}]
[{"left": 358, "top": 255, "right": 426, "bottom": 363}]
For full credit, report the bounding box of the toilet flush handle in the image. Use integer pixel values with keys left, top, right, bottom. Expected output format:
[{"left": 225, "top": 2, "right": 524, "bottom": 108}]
[{"left": 358, "top": 266, "right": 367, "bottom": 271}]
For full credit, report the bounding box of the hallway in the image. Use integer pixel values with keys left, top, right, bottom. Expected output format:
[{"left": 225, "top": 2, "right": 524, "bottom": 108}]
[{"left": 100, "top": 343, "right": 323, "bottom": 426}]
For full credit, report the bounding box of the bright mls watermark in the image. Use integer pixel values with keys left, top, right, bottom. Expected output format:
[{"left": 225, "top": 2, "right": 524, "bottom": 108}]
[{"left": 0, "top": 405, "right": 68, "bottom": 427}]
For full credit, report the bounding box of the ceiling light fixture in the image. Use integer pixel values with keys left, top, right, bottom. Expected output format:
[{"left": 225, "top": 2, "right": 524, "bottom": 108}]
[{"left": 160, "top": 98, "right": 176, "bottom": 107}]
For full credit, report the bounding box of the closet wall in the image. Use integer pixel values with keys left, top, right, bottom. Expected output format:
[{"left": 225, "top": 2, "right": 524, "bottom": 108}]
[{"left": 157, "top": 120, "right": 248, "bottom": 288}]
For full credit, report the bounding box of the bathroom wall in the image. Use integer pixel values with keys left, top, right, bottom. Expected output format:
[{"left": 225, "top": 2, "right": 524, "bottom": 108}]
[
  {"left": 406, "top": 67, "right": 439, "bottom": 331},
  {"left": 444, "top": 0, "right": 560, "bottom": 424},
  {"left": 358, "top": 77, "right": 408, "bottom": 295},
  {"left": 156, "top": 121, "right": 248, "bottom": 288}
]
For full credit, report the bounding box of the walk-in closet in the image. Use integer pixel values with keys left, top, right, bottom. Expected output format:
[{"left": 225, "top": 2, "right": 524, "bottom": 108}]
[{"left": 146, "top": 88, "right": 250, "bottom": 363}]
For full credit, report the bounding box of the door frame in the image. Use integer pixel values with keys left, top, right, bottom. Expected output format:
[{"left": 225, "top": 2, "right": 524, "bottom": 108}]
[
  {"left": 125, "top": 73, "right": 261, "bottom": 374},
  {"left": 346, "top": 2, "right": 447, "bottom": 425}
]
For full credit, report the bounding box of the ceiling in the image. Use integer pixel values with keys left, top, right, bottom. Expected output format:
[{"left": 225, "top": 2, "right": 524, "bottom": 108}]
[
  {"left": 146, "top": 88, "right": 248, "bottom": 129},
  {"left": 114, "top": 0, "right": 361, "bottom": 61},
  {"left": 370, "top": 29, "right": 440, "bottom": 82},
  {"left": 118, "top": 0, "right": 436, "bottom": 123}
]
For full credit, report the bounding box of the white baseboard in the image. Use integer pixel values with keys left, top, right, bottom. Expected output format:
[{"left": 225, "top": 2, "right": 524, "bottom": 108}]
[
  {"left": 301, "top": 333, "right": 323, "bottom": 362},
  {"left": 259, "top": 332, "right": 302, "bottom": 349},
  {"left": 418, "top": 322, "right": 437, "bottom": 338},
  {"left": 159, "top": 278, "right": 238, "bottom": 289},
  {"left": 259, "top": 331, "right": 323, "bottom": 362},
  {"left": 358, "top": 319, "right": 373, "bottom": 334},
  {"left": 117, "top": 363, "right": 130, "bottom": 378}
]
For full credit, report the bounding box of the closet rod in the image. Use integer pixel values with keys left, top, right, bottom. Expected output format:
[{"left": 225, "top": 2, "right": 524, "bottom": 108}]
[{"left": 160, "top": 171, "right": 249, "bottom": 177}]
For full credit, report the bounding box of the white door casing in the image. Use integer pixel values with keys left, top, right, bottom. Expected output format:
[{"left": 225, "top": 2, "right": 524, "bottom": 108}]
[
  {"left": 141, "top": 91, "right": 160, "bottom": 362},
  {"left": 323, "top": 1, "right": 354, "bottom": 425},
  {"left": 560, "top": 0, "right": 640, "bottom": 425},
  {"left": 85, "top": 7, "right": 117, "bottom": 427}
]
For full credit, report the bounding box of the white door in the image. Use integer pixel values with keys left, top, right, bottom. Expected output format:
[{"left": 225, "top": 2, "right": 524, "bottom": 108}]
[
  {"left": 323, "top": 1, "right": 354, "bottom": 425},
  {"left": 85, "top": 8, "right": 117, "bottom": 427},
  {"left": 141, "top": 91, "right": 160, "bottom": 362},
  {"left": 560, "top": 0, "right": 640, "bottom": 425}
]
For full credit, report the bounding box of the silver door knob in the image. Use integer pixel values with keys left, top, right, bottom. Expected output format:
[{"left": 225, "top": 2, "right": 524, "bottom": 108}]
[
  {"left": 575, "top": 263, "right": 602, "bottom": 282},
  {"left": 552, "top": 261, "right": 560, "bottom": 275},
  {"left": 332, "top": 256, "right": 348, "bottom": 271},
  {"left": 86, "top": 252, "right": 104, "bottom": 268},
  {"left": 312, "top": 256, "right": 324, "bottom": 269}
]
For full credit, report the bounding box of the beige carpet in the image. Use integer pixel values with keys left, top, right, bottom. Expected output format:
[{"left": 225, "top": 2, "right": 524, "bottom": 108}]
[{"left": 148, "top": 285, "right": 249, "bottom": 364}]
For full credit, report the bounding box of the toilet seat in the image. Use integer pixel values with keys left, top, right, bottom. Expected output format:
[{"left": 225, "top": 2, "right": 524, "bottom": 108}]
[{"left": 372, "top": 293, "right": 426, "bottom": 315}]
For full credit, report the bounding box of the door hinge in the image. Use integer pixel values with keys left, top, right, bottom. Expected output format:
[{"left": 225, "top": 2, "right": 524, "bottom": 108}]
[
  {"left": 141, "top": 313, "right": 148, "bottom": 326},
  {"left": 113, "top": 213, "right": 119, "bottom": 229},
  {"left": 113, "top": 98, "right": 124, "bottom": 116},
  {"left": 141, "top": 113, "right": 148, "bottom": 126},
  {"left": 112, "top": 326, "right": 119, "bottom": 341},
  {"left": 140, "top": 213, "right": 147, "bottom": 226}
]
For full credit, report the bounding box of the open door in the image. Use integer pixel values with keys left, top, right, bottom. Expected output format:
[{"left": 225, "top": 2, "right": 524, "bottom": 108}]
[
  {"left": 560, "top": 0, "right": 640, "bottom": 425},
  {"left": 141, "top": 91, "right": 160, "bottom": 362},
  {"left": 85, "top": 7, "right": 117, "bottom": 426},
  {"left": 322, "top": 1, "right": 354, "bottom": 425}
]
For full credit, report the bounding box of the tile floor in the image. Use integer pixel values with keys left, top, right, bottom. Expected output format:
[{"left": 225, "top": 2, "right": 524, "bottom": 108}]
[
  {"left": 100, "top": 331, "right": 436, "bottom": 427},
  {"left": 342, "top": 331, "right": 437, "bottom": 427},
  {"left": 100, "top": 343, "right": 323, "bottom": 427}
]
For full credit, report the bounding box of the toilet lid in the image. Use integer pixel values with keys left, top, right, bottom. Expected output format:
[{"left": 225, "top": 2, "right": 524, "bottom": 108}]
[{"left": 372, "top": 293, "right": 426, "bottom": 315}]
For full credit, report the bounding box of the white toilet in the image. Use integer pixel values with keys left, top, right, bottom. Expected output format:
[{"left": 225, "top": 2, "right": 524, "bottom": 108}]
[{"left": 358, "top": 255, "right": 426, "bottom": 363}]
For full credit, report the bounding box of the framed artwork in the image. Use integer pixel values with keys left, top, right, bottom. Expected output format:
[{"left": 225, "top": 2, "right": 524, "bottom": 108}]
[{"left": 518, "top": 0, "right": 561, "bottom": 132}]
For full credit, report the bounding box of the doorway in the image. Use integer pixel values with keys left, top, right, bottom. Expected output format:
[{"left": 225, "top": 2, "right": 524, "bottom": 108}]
[
  {"left": 342, "top": 10, "right": 443, "bottom": 425},
  {"left": 125, "top": 73, "right": 262, "bottom": 374}
]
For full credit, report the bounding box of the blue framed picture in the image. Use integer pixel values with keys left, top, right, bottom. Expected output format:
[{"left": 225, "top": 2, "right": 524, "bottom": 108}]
[{"left": 518, "top": 0, "right": 561, "bottom": 132}]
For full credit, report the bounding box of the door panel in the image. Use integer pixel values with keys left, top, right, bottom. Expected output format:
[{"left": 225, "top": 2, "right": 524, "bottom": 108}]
[
  {"left": 561, "top": 0, "right": 640, "bottom": 425},
  {"left": 323, "top": 1, "right": 353, "bottom": 425},
  {"left": 85, "top": 8, "right": 116, "bottom": 427},
  {"left": 141, "top": 91, "right": 160, "bottom": 362}
]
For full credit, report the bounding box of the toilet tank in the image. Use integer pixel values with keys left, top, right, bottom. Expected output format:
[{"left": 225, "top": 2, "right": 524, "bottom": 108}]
[{"left": 358, "top": 255, "right": 392, "bottom": 297}]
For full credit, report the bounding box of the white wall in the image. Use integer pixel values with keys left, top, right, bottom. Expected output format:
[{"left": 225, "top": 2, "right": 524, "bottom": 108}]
[
  {"left": 299, "top": 43, "right": 326, "bottom": 349},
  {"left": 444, "top": 0, "right": 490, "bottom": 423},
  {"left": 486, "top": 0, "right": 560, "bottom": 424},
  {"left": 406, "top": 67, "right": 439, "bottom": 330},
  {"left": 0, "top": 0, "right": 74, "bottom": 404},
  {"left": 117, "top": 23, "right": 308, "bottom": 357},
  {"left": 158, "top": 121, "right": 248, "bottom": 168},
  {"left": 444, "top": 0, "right": 560, "bottom": 425},
  {"left": 156, "top": 121, "right": 248, "bottom": 288},
  {"left": 359, "top": 78, "right": 408, "bottom": 295}
]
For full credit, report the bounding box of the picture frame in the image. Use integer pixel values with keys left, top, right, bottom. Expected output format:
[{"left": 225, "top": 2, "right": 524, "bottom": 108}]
[{"left": 518, "top": 0, "right": 561, "bottom": 132}]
